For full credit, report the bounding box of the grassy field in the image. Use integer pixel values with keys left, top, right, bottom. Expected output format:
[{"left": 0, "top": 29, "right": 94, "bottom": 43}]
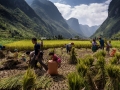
[
  {"left": 0, "top": 39, "right": 16, "bottom": 45},
  {"left": 3, "top": 40, "right": 120, "bottom": 51}
]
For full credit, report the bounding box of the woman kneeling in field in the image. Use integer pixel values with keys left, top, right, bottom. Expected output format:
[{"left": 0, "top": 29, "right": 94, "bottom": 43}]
[{"left": 49, "top": 52, "right": 61, "bottom": 68}]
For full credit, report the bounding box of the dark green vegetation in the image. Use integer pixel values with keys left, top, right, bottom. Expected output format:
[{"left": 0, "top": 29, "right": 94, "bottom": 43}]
[
  {"left": 68, "top": 50, "right": 120, "bottom": 90},
  {"left": 0, "top": 0, "right": 78, "bottom": 39},
  {"left": 92, "top": 0, "right": 120, "bottom": 39},
  {"left": 0, "top": 0, "right": 54, "bottom": 39},
  {"left": 30, "top": 0, "right": 79, "bottom": 38}
]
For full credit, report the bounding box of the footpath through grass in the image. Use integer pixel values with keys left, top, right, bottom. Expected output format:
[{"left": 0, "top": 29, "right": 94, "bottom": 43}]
[{"left": 3, "top": 40, "right": 120, "bottom": 51}]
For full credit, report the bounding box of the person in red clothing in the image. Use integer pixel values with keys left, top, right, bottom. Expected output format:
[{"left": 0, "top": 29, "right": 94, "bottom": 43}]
[{"left": 49, "top": 52, "right": 61, "bottom": 68}]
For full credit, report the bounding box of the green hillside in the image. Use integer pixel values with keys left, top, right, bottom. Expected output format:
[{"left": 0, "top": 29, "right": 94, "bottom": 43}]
[
  {"left": 0, "top": 0, "right": 57, "bottom": 39},
  {"left": 92, "top": 0, "right": 120, "bottom": 39},
  {"left": 30, "top": 0, "right": 79, "bottom": 38},
  {"left": 0, "top": 0, "right": 79, "bottom": 39}
]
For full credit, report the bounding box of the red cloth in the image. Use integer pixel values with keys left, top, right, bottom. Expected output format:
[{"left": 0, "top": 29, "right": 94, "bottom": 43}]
[{"left": 52, "top": 54, "right": 61, "bottom": 63}]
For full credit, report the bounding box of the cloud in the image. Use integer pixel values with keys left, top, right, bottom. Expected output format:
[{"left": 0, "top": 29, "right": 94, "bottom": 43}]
[{"left": 54, "top": 0, "right": 111, "bottom": 26}]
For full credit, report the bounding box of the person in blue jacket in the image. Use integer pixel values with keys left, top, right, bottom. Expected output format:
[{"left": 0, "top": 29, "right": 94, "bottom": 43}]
[{"left": 99, "top": 37, "right": 104, "bottom": 50}]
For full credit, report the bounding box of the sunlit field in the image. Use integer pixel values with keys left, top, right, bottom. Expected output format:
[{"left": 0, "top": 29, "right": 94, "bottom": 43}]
[{"left": 4, "top": 40, "right": 120, "bottom": 51}]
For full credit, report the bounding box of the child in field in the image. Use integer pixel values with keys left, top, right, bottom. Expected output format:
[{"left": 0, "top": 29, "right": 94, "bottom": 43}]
[
  {"left": 49, "top": 52, "right": 61, "bottom": 68},
  {"left": 106, "top": 41, "right": 112, "bottom": 54},
  {"left": 21, "top": 54, "right": 26, "bottom": 62}
]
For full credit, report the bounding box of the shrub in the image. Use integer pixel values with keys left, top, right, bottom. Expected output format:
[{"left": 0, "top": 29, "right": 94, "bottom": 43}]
[
  {"left": 110, "top": 56, "right": 118, "bottom": 64},
  {"left": 93, "top": 50, "right": 106, "bottom": 59},
  {"left": 105, "top": 65, "right": 120, "bottom": 90},
  {"left": 0, "top": 74, "right": 22, "bottom": 90},
  {"left": 21, "top": 68, "right": 36, "bottom": 90},
  {"left": 76, "top": 63, "right": 87, "bottom": 76},
  {"left": 68, "top": 72, "right": 85, "bottom": 90},
  {"left": 83, "top": 55, "right": 94, "bottom": 67},
  {"left": 115, "top": 52, "right": 120, "bottom": 60},
  {"left": 95, "top": 56, "right": 106, "bottom": 89},
  {"left": 0, "top": 68, "right": 51, "bottom": 90},
  {"left": 69, "top": 47, "right": 77, "bottom": 64},
  {"left": 106, "top": 65, "right": 120, "bottom": 79}
]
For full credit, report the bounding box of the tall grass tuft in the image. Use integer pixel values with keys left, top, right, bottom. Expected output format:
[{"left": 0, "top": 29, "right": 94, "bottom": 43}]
[
  {"left": 0, "top": 74, "right": 23, "bottom": 90},
  {"left": 83, "top": 55, "right": 94, "bottom": 67},
  {"left": 93, "top": 50, "right": 106, "bottom": 59},
  {"left": 115, "top": 52, "right": 120, "bottom": 63},
  {"left": 0, "top": 69, "right": 51, "bottom": 90},
  {"left": 110, "top": 56, "right": 118, "bottom": 64},
  {"left": 21, "top": 68, "right": 36, "bottom": 90},
  {"left": 67, "top": 72, "right": 86, "bottom": 90},
  {"left": 105, "top": 65, "right": 120, "bottom": 90},
  {"left": 76, "top": 63, "right": 87, "bottom": 77},
  {"left": 69, "top": 47, "right": 77, "bottom": 64}
]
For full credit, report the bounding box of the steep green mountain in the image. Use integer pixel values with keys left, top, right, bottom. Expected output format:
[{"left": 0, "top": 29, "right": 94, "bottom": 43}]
[
  {"left": 26, "top": 0, "right": 79, "bottom": 38},
  {"left": 66, "top": 18, "right": 84, "bottom": 36},
  {"left": 0, "top": 0, "right": 57, "bottom": 38},
  {"left": 92, "top": 0, "right": 120, "bottom": 39},
  {"left": 0, "top": 0, "right": 78, "bottom": 39}
]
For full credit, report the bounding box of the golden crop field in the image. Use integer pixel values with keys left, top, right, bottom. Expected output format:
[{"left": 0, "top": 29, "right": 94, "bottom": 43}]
[{"left": 4, "top": 40, "right": 120, "bottom": 51}]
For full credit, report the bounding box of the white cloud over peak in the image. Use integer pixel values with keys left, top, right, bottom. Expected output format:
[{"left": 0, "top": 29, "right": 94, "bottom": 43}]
[{"left": 54, "top": 0, "right": 111, "bottom": 26}]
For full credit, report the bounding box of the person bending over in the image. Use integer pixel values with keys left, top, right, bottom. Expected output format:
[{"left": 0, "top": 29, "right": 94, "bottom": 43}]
[{"left": 49, "top": 52, "right": 61, "bottom": 68}]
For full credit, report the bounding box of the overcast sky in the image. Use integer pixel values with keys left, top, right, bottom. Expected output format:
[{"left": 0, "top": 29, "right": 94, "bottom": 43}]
[{"left": 49, "top": 0, "right": 112, "bottom": 26}]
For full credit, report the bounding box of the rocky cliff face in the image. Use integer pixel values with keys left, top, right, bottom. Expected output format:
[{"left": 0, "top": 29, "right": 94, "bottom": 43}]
[
  {"left": 28, "top": 0, "right": 80, "bottom": 38},
  {"left": 92, "top": 0, "right": 120, "bottom": 39},
  {"left": 0, "top": 0, "right": 80, "bottom": 38},
  {"left": 66, "top": 18, "right": 99, "bottom": 37},
  {"left": 66, "top": 18, "right": 84, "bottom": 36}
]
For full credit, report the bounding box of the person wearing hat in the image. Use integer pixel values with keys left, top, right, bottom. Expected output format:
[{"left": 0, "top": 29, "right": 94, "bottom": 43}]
[
  {"left": 65, "top": 42, "right": 74, "bottom": 53},
  {"left": 21, "top": 54, "right": 26, "bottom": 62}
]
